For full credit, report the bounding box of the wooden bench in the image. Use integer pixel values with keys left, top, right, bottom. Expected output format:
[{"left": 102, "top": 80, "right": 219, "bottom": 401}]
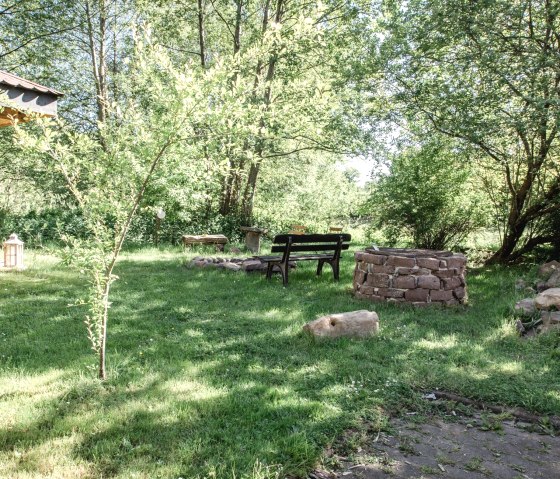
[
  {"left": 258, "top": 233, "right": 351, "bottom": 286},
  {"left": 181, "top": 234, "right": 228, "bottom": 251}
]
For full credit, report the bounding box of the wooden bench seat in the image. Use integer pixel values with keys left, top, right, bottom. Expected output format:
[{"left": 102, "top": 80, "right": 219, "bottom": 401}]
[{"left": 258, "top": 233, "right": 351, "bottom": 286}]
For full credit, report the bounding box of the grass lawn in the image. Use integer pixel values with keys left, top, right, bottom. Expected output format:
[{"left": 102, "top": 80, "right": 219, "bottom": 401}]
[{"left": 1, "top": 246, "right": 559, "bottom": 478}]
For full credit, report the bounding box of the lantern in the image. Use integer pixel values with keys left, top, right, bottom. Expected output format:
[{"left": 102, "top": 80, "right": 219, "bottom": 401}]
[{"left": 3, "top": 233, "right": 25, "bottom": 270}]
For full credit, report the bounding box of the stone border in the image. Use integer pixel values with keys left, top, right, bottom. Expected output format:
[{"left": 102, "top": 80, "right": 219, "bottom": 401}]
[{"left": 353, "top": 249, "right": 467, "bottom": 306}]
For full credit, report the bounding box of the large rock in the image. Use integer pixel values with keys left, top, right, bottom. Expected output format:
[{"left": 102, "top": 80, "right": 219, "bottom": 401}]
[
  {"left": 303, "top": 310, "right": 379, "bottom": 339},
  {"left": 514, "top": 298, "right": 536, "bottom": 316},
  {"left": 538, "top": 260, "right": 560, "bottom": 279},
  {"left": 534, "top": 288, "right": 560, "bottom": 310}
]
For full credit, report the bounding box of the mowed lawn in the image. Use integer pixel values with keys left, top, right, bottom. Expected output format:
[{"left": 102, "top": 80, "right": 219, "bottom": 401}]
[{"left": 0, "top": 247, "right": 559, "bottom": 478}]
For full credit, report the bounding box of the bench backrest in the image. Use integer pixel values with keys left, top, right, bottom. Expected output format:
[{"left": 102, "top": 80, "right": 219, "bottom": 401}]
[{"left": 271, "top": 233, "right": 351, "bottom": 254}]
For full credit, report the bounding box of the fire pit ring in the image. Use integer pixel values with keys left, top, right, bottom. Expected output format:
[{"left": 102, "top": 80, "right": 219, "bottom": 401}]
[{"left": 353, "top": 247, "right": 467, "bottom": 306}]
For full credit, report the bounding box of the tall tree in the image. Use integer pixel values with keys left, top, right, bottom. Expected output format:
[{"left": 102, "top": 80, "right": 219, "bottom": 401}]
[{"left": 381, "top": 0, "right": 560, "bottom": 262}]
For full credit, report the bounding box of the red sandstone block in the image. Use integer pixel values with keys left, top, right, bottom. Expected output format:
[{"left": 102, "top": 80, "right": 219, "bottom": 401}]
[
  {"left": 447, "top": 255, "right": 467, "bottom": 269},
  {"left": 362, "top": 253, "right": 386, "bottom": 265},
  {"left": 355, "top": 251, "right": 364, "bottom": 261},
  {"left": 405, "top": 288, "right": 429, "bottom": 302},
  {"left": 430, "top": 289, "right": 454, "bottom": 301},
  {"left": 395, "top": 267, "right": 414, "bottom": 275},
  {"left": 439, "top": 260, "right": 447, "bottom": 268},
  {"left": 367, "top": 273, "right": 391, "bottom": 288},
  {"left": 377, "top": 288, "right": 405, "bottom": 298},
  {"left": 369, "top": 264, "right": 395, "bottom": 274},
  {"left": 443, "top": 277, "right": 462, "bottom": 290},
  {"left": 359, "top": 285, "right": 374, "bottom": 295},
  {"left": 394, "top": 275, "right": 416, "bottom": 289},
  {"left": 354, "top": 270, "right": 366, "bottom": 285},
  {"left": 417, "top": 275, "right": 441, "bottom": 289},
  {"left": 417, "top": 257, "right": 440, "bottom": 270},
  {"left": 387, "top": 255, "right": 416, "bottom": 268},
  {"left": 454, "top": 287, "right": 466, "bottom": 299},
  {"left": 434, "top": 269, "right": 458, "bottom": 278}
]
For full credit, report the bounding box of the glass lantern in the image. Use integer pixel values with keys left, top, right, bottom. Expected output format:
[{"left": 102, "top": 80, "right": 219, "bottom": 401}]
[{"left": 3, "top": 233, "right": 25, "bottom": 269}]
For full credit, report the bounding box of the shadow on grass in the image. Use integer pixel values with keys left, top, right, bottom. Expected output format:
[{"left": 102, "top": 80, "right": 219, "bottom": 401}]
[{"left": 1, "top": 252, "right": 559, "bottom": 478}]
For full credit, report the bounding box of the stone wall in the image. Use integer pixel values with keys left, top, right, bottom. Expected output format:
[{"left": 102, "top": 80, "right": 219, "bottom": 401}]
[{"left": 353, "top": 248, "right": 467, "bottom": 306}]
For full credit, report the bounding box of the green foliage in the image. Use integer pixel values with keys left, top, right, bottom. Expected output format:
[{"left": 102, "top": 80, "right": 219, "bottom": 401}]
[
  {"left": 380, "top": 0, "right": 560, "bottom": 262},
  {"left": 368, "top": 139, "right": 488, "bottom": 250}
]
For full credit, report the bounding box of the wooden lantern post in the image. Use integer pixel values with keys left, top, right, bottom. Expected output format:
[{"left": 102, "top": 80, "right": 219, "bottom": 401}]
[{"left": 3, "top": 233, "right": 25, "bottom": 270}]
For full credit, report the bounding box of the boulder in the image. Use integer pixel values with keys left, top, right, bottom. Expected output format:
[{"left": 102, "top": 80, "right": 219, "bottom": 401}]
[
  {"left": 545, "top": 269, "right": 560, "bottom": 289},
  {"left": 534, "top": 288, "right": 560, "bottom": 310},
  {"left": 303, "top": 310, "right": 379, "bottom": 339},
  {"left": 514, "top": 298, "right": 536, "bottom": 316},
  {"left": 538, "top": 260, "right": 560, "bottom": 279}
]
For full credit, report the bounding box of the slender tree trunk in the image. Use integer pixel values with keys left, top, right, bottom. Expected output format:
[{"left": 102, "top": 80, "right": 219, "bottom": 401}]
[
  {"left": 96, "top": 139, "right": 173, "bottom": 380},
  {"left": 241, "top": 0, "right": 284, "bottom": 222},
  {"left": 197, "top": 0, "right": 206, "bottom": 68}
]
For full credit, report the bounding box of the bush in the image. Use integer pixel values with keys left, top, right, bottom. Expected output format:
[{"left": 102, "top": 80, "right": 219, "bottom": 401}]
[{"left": 367, "top": 140, "right": 488, "bottom": 250}]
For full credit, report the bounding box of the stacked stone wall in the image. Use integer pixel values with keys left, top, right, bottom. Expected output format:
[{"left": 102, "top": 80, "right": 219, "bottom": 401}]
[{"left": 353, "top": 248, "right": 467, "bottom": 306}]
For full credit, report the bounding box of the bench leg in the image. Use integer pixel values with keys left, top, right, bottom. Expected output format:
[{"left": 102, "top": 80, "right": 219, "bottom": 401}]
[
  {"left": 316, "top": 259, "right": 325, "bottom": 276},
  {"left": 280, "top": 264, "right": 289, "bottom": 286},
  {"left": 332, "top": 260, "right": 340, "bottom": 281},
  {"left": 266, "top": 262, "right": 274, "bottom": 280}
]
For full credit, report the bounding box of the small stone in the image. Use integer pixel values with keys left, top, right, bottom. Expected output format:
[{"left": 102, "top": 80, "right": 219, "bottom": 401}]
[
  {"left": 515, "top": 278, "right": 527, "bottom": 290},
  {"left": 546, "top": 269, "right": 560, "bottom": 289},
  {"left": 303, "top": 310, "right": 380, "bottom": 338},
  {"left": 230, "top": 247, "right": 242, "bottom": 254},
  {"left": 538, "top": 260, "right": 560, "bottom": 279},
  {"left": 514, "top": 298, "right": 536, "bottom": 316},
  {"left": 223, "top": 262, "right": 241, "bottom": 272},
  {"left": 535, "top": 288, "right": 560, "bottom": 310},
  {"left": 540, "top": 310, "right": 560, "bottom": 328}
]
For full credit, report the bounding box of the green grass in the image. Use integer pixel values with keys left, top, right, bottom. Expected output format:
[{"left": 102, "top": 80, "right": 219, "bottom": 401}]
[{"left": 0, "top": 246, "right": 559, "bottom": 478}]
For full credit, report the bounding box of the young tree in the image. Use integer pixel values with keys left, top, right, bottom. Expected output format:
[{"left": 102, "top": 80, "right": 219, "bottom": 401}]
[{"left": 15, "top": 39, "right": 204, "bottom": 379}]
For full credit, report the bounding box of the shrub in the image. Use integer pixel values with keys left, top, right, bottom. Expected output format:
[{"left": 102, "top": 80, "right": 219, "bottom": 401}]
[{"left": 367, "top": 140, "right": 488, "bottom": 250}]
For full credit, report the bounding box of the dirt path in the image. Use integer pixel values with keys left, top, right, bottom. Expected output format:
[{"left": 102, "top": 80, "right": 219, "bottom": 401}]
[{"left": 321, "top": 415, "right": 559, "bottom": 479}]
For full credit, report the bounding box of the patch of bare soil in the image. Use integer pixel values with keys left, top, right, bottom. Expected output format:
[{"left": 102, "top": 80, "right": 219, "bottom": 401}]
[{"left": 317, "top": 414, "right": 559, "bottom": 479}]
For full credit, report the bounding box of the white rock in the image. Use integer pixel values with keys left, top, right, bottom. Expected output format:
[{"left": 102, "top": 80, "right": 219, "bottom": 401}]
[{"left": 303, "top": 310, "right": 379, "bottom": 339}]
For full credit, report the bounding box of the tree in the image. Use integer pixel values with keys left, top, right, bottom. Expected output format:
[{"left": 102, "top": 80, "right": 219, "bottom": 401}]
[
  {"left": 141, "top": 0, "right": 372, "bottom": 224},
  {"left": 381, "top": 0, "right": 560, "bottom": 262}
]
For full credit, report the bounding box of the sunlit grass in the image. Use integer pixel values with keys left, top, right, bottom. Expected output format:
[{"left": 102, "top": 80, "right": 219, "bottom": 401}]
[{"left": 1, "top": 246, "right": 559, "bottom": 478}]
